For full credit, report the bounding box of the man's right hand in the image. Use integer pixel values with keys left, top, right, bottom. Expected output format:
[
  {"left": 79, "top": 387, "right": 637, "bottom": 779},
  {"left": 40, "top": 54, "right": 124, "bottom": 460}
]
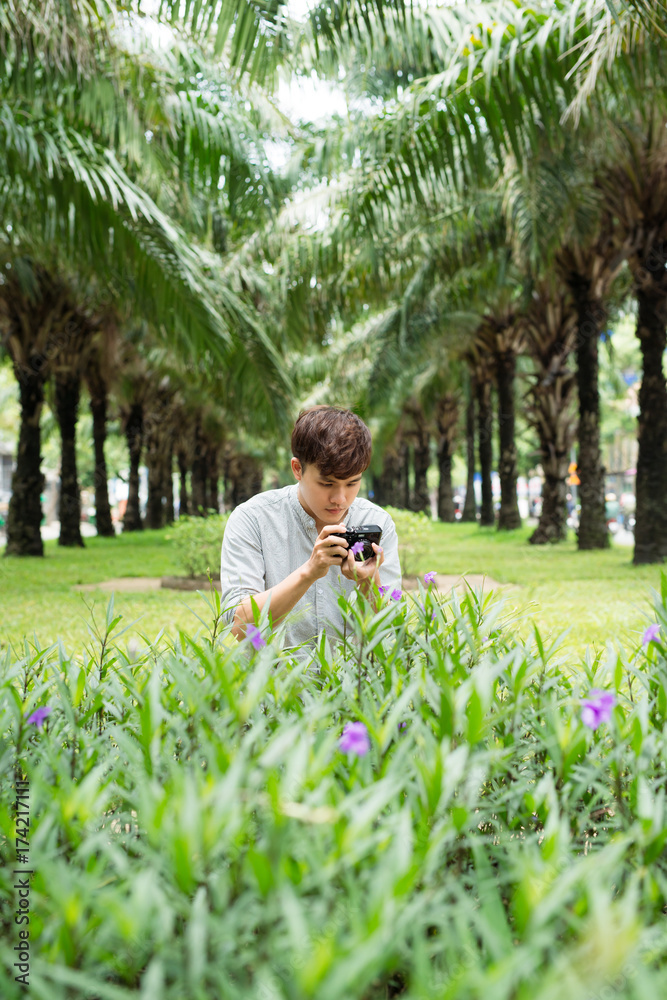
[{"left": 306, "top": 523, "right": 349, "bottom": 580}]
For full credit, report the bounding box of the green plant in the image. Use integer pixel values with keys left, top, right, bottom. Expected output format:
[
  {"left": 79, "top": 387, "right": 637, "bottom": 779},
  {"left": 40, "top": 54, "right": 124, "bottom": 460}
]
[
  {"left": 384, "top": 506, "right": 433, "bottom": 576},
  {"left": 166, "top": 513, "right": 229, "bottom": 578},
  {"left": 2, "top": 578, "right": 667, "bottom": 998}
]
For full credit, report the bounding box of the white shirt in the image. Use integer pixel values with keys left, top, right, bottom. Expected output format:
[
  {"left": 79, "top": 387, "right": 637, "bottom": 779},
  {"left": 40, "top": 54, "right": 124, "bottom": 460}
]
[{"left": 220, "top": 484, "right": 402, "bottom": 648}]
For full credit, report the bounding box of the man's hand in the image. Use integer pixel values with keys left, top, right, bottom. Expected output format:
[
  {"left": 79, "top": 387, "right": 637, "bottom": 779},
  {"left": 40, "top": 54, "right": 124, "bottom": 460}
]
[
  {"left": 306, "top": 524, "right": 351, "bottom": 580},
  {"left": 341, "top": 541, "right": 384, "bottom": 583}
]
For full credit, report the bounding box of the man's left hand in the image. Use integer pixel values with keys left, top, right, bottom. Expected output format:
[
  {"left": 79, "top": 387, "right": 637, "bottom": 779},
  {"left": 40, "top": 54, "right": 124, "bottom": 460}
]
[{"left": 340, "top": 542, "right": 384, "bottom": 583}]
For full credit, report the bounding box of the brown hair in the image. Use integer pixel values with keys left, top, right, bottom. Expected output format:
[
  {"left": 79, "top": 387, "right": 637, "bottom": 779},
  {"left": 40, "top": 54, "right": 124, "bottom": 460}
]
[{"left": 291, "top": 406, "right": 372, "bottom": 479}]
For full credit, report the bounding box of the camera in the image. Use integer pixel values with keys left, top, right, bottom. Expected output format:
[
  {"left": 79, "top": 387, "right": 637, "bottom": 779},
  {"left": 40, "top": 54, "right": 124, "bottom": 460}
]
[{"left": 342, "top": 524, "right": 383, "bottom": 561}]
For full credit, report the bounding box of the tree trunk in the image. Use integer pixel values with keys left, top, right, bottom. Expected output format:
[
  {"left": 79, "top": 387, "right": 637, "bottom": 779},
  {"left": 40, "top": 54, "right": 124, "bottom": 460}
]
[
  {"left": 123, "top": 403, "right": 143, "bottom": 532},
  {"left": 477, "top": 376, "right": 494, "bottom": 526},
  {"left": 177, "top": 449, "right": 189, "bottom": 517},
  {"left": 1, "top": 267, "right": 77, "bottom": 555},
  {"left": 5, "top": 369, "right": 45, "bottom": 557},
  {"left": 146, "top": 416, "right": 175, "bottom": 529},
  {"left": 529, "top": 442, "right": 570, "bottom": 544},
  {"left": 399, "top": 442, "right": 411, "bottom": 510},
  {"left": 495, "top": 350, "right": 522, "bottom": 530},
  {"left": 410, "top": 426, "right": 431, "bottom": 515},
  {"left": 226, "top": 454, "right": 263, "bottom": 509},
  {"left": 54, "top": 371, "right": 84, "bottom": 547},
  {"left": 164, "top": 447, "right": 174, "bottom": 525},
  {"left": 461, "top": 377, "right": 477, "bottom": 522},
  {"left": 633, "top": 286, "right": 667, "bottom": 564},
  {"left": 373, "top": 447, "right": 403, "bottom": 508},
  {"left": 191, "top": 423, "right": 208, "bottom": 516},
  {"left": 146, "top": 428, "right": 165, "bottom": 530},
  {"left": 436, "top": 393, "right": 458, "bottom": 522},
  {"left": 436, "top": 437, "right": 455, "bottom": 522},
  {"left": 207, "top": 446, "right": 220, "bottom": 513},
  {"left": 146, "top": 459, "right": 164, "bottom": 529},
  {"left": 571, "top": 288, "right": 609, "bottom": 549},
  {"left": 89, "top": 377, "right": 114, "bottom": 538},
  {"left": 528, "top": 393, "right": 576, "bottom": 545},
  {"left": 526, "top": 286, "right": 578, "bottom": 545}
]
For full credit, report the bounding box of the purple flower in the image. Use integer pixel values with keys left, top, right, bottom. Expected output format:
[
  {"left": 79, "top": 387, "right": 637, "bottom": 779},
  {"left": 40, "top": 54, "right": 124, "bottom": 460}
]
[
  {"left": 27, "top": 706, "right": 51, "bottom": 729},
  {"left": 339, "top": 721, "right": 370, "bottom": 757},
  {"left": 424, "top": 571, "right": 437, "bottom": 587},
  {"left": 398, "top": 721, "right": 410, "bottom": 732},
  {"left": 246, "top": 625, "right": 266, "bottom": 651},
  {"left": 390, "top": 589, "right": 403, "bottom": 601},
  {"left": 418, "top": 602, "right": 437, "bottom": 621},
  {"left": 643, "top": 624, "right": 661, "bottom": 647},
  {"left": 379, "top": 585, "right": 389, "bottom": 597},
  {"left": 350, "top": 541, "right": 365, "bottom": 557},
  {"left": 580, "top": 689, "right": 615, "bottom": 730}
]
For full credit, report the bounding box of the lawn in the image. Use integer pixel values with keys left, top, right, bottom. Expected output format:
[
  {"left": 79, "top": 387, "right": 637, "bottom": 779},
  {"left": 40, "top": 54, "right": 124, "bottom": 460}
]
[
  {"left": 424, "top": 522, "right": 664, "bottom": 654},
  {"left": 0, "top": 530, "right": 203, "bottom": 652},
  {"left": 0, "top": 522, "right": 663, "bottom": 656}
]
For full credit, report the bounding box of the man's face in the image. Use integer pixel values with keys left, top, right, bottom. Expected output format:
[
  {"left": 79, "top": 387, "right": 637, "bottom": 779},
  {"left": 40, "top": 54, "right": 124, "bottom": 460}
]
[{"left": 291, "top": 458, "right": 363, "bottom": 526}]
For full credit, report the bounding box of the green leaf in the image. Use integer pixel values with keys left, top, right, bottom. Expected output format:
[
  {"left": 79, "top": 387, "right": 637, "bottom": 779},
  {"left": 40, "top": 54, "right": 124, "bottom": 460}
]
[{"left": 247, "top": 847, "right": 274, "bottom": 897}]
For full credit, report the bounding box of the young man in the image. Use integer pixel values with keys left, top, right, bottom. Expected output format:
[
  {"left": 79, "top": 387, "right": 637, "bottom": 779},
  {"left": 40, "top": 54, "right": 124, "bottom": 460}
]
[{"left": 220, "top": 406, "right": 401, "bottom": 648}]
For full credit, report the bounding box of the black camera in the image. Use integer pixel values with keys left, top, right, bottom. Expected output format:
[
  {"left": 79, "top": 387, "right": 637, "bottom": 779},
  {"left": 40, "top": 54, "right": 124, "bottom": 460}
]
[{"left": 342, "top": 524, "right": 383, "bottom": 561}]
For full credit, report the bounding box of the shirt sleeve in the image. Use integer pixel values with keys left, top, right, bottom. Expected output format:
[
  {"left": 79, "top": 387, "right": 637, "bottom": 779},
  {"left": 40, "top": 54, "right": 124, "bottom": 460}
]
[
  {"left": 377, "top": 514, "right": 402, "bottom": 590},
  {"left": 220, "top": 505, "right": 266, "bottom": 625}
]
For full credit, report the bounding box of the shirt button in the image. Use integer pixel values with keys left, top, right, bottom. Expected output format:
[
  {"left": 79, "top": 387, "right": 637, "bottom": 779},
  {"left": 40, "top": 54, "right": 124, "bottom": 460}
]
[{"left": 317, "top": 588, "right": 323, "bottom": 595}]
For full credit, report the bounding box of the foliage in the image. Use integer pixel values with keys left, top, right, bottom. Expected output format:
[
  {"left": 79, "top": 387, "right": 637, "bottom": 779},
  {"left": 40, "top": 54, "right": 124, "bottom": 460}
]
[
  {"left": 166, "top": 513, "right": 230, "bottom": 578},
  {"left": 383, "top": 506, "right": 432, "bottom": 576},
  {"left": 2, "top": 581, "right": 667, "bottom": 997}
]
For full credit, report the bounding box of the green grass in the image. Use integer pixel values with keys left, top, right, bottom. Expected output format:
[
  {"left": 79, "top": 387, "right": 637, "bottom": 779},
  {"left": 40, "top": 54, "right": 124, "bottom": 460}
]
[
  {"left": 0, "top": 530, "right": 207, "bottom": 652},
  {"left": 425, "top": 522, "right": 663, "bottom": 653},
  {"left": 0, "top": 522, "right": 663, "bottom": 655}
]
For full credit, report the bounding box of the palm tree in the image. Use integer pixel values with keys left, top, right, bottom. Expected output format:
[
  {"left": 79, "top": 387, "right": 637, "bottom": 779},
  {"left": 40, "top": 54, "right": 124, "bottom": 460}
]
[
  {"left": 117, "top": 348, "right": 150, "bottom": 533},
  {"left": 391, "top": 0, "right": 667, "bottom": 558},
  {"left": 0, "top": 0, "right": 297, "bottom": 554},
  {"left": 556, "top": 241, "right": 617, "bottom": 550},
  {"left": 52, "top": 311, "right": 94, "bottom": 547},
  {"left": 435, "top": 389, "right": 461, "bottom": 522},
  {"left": 144, "top": 376, "right": 179, "bottom": 530},
  {"left": 477, "top": 317, "right": 524, "bottom": 530},
  {"left": 0, "top": 264, "right": 76, "bottom": 556},
  {"left": 460, "top": 370, "right": 478, "bottom": 523},
  {"left": 471, "top": 352, "right": 495, "bottom": 528},
  {"left": 84, "top": 321, "right": 119, "bottom": 538},
  {"left": 523, "top": 283, "right": 578, "bottom": 544},
  {"left": 593, "top": 117, "right": 667, "bottom": 562}
]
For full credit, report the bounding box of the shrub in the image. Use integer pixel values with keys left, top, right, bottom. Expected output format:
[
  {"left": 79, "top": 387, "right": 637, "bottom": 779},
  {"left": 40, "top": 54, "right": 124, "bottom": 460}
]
[
  {"left": 167, "top": 512, "right": 229, "bottom": 577},
  {"left": 1, "top": 581, "right": 667, "bottom": 998},
  {"left": 383, "top": 505, "right": 432, "bottom": 575}
]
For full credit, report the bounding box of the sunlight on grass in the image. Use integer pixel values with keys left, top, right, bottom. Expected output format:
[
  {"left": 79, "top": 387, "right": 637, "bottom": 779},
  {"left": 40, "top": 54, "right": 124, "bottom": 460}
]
[
  {"left": 0, "top": 522, "right": 663, "bottom": 656},
  {"left": 0, "top": 531, "right": 207, "bottom": 650},
  {"left": 425, "top": 522, "right": 662, "bottom": 654}
]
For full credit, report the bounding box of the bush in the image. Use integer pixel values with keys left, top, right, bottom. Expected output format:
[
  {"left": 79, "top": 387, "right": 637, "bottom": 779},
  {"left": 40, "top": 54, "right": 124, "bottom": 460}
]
[
  {"left": 167, "top": 512, "right": 229, "bottom": 577},
  {"left": 383, "top": 505, "right": 432, "bottom": 575},
  {"left": 1, "top": 582, "right": 667, "bottom": 998}
]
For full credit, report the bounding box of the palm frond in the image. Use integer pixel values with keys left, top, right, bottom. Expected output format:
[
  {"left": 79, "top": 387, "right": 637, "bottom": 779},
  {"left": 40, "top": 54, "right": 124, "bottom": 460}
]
[
  {"left": 155, "top": 0, "right": 412, "bottom": 87},
  {"left": 565, "top": 0, "right": 667, "bottom": 123}
]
